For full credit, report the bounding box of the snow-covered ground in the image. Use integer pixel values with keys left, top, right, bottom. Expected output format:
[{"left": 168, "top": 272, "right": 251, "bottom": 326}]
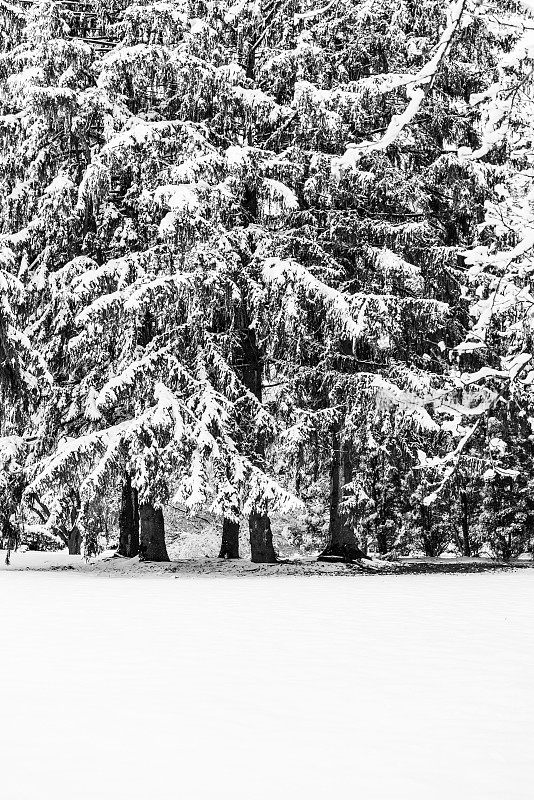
[
  {"left": 2, "top": 548, "right": 532, "bottom": 577},
  {"left": 1, "top": 569, "right": 532, "bottom": 799}
]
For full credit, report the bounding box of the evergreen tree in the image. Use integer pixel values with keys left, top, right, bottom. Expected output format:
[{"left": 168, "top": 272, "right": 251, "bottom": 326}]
[
  {"left": 420, "top": 1, "right": 534, "bottom": 557},
  {"left": 2, "top": 0, "right": 534, "bottom": 563}
]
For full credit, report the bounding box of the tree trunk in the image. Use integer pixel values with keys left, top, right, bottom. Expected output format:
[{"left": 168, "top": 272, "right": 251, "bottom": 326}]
[
  {"left": 139, "top": 504, "right": 169, "bottom": 562},
  {"left": 421, "top": 505, "right": 436, "bottom": 557},
  {"left": 326, "top": 422, "right": 342, "bottom": 545},
  {"left": 133, "top": 486, "right": 139, "bottom": 546},
  {"left": 238, "top": 316, "right": 277, "bottom": 564},
  {"left": 117, "top": 475, "right": 139, "bottom": 558},
  {"left": 249, "top": 512, "right": 277, "bottom": 563},
  {"left": 219, "top": 517, "right": 240, "bottom": 559},
  {"left": 295, "top": 442, "right": 304, "bottom": 496},
  {"left": 460, "top": 490, "right": 471, "bottom": 557},
  {"left": 320, "top": 425, "right": 367, "bottom": 561},
  {"left": 312, "top": 429, "right": 320, "bottom": 483},
  {"left": 67, "top": 527, "right": 82, "bottom": 555}
]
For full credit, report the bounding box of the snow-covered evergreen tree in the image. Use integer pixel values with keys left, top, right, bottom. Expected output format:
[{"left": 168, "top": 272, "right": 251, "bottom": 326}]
[
  {"left": 2, "top": 0, "right": 534, "bottom": 562},
  {"left": 419, "top": 1, "right": 534, "bottom": 557}
]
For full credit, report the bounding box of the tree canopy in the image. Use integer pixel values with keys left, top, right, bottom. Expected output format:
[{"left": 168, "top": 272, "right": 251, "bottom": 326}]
[{"left": 2, "top": 0, "right": 534, "bottom": 562}]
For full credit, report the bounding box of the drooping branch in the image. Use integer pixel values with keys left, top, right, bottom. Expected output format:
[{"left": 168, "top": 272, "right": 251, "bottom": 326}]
[
  {"left": 343, "top": 0, "right": 468, "bottom": 158},
  {"left": 293, "top": 0, "right": 340, "bottom": 22}
]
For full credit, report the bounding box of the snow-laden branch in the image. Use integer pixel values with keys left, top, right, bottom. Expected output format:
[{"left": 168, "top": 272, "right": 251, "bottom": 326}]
[
  {"left": 341, "top": 0, "right": 468, "bottom": 162},
  {"left": 294, "top": 0, "right": 339, "bottom": 22},
  {"left": 0, "top": 0, "right": 25, "bottom": 21},
  {"left": 461, "top": 7, "right": 534, "bottom": 162},
  {"left": 261, "top": 256, "right": 365, "bottom": 343}
]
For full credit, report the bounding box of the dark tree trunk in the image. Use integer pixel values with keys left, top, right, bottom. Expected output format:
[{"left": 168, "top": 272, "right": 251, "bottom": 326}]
[
  {"left": 65, "top": 490, "right": 82, "bottom": 555},
  {"left": 460, "top": 491, "right": 471, "bottom": 557},
  {"left": 326, "top": 422, "right": 341, "bottom": 544},
  {"left": 133, "top": 486, "right": 139, "bottom": 545},
  {"left": 219, "top": 517, "right": 240, "bottom": 559},
  {"left": 505, "top": 529, "right": 513, "bottom": 561},
  {"left": 372, "top": 462, "right": 390, "bottom": 556},
  {"left": 295, "top": 442, "right": 305, "bottom": 496},
  {"left": 421, "top": 505, "right": 437, "bottom": 557},
  {"left": 67, "top": 528, "right": 82, "bottom": 555},
  {"left": 3, "top": 519, "right": 18, "bottom": 562},
  {"left": 320, "top": 425, "right": 367, "bottom": 561},
  {"left": 375, "top": 520, "right": 389, "bottom": 555},
  {"left": 237, "top": 313, "right": 277, "bottom": 564},
  {"left": 249, "top": 512, "right": 277, "bottom": 563},
  {"left": 117, "top": 475, "right": 139, "bottom": 557},
  {"left": 222, "top": 195, "right": 277, "bottom": 563},
  {"left": 312, "top": 429, "right": 320, "bottom": 483},
  {"left": 139, "top": 504, "right": 169, "bottom": 562}
]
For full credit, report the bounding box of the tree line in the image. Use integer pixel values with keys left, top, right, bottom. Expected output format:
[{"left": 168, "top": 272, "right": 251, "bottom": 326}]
[{"left": 1, "top": 0, "right": 534, "bottom": 563}]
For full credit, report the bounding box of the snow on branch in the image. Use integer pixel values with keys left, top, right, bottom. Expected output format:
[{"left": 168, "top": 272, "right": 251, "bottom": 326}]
[
  {"left": 0, "top": 0, "right": 25, "bottom": 21},
  {"left": 293, "top": 0, "right": 340, "bottom": 22},
  {"left": 461, "top": 10, "right": 534, "bottom": 161},
  {"left": 340, "top": 0, "right": 469, "bottom": 164},
  {"left": 24, "top": 423, "right": 127, "bottom": 501},
  {"left": 261, "top": 256, "right": 365, "bottom": 343},
  {"left": 95, "top": 345, "right": 189, "bottom": 412},
  {"left": 205, "top": 342, "right": 277, "bottom": 434},
  {"left": 341, "top": 372, "right": 440, "bottom": 434},
  {"left": 124, "top": 272, "right": 194, "bottom": 311}
]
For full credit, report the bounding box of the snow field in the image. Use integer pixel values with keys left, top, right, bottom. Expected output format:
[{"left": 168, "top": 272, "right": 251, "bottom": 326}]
[{"left": 0, "top": 571, "right": 533, "bottom": 799}]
